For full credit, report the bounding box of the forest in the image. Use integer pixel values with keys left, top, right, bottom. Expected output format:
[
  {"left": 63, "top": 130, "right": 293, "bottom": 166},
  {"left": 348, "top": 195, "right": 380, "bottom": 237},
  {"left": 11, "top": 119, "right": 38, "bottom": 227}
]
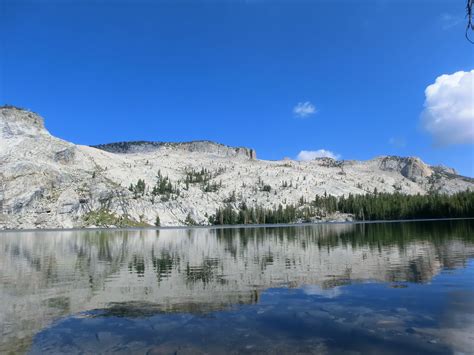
[{"left": 209, "top": 190, "right": 474, "bottom": 225}]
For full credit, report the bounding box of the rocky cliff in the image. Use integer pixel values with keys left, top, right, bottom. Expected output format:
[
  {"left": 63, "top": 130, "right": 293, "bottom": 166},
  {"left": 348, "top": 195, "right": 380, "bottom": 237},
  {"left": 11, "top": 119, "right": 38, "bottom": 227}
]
[
  {"left": 0, "top": 107, "right": 472, "bottom": 230},
  {"left": 93, "top": 140, "right": 257, "bottom": 159}
]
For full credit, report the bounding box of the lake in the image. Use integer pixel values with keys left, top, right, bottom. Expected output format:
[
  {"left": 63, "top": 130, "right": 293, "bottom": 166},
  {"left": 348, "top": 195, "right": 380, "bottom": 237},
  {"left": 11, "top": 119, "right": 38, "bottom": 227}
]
[{"left": 1, "top": 220, "right": 473, "bottom": 354}]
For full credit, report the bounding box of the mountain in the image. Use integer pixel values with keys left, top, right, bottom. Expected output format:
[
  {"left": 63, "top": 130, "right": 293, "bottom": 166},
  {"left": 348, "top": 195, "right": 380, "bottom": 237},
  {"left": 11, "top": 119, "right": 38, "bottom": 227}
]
[{"left": 0, "top": 106, "right": 472, "bottom": 230}]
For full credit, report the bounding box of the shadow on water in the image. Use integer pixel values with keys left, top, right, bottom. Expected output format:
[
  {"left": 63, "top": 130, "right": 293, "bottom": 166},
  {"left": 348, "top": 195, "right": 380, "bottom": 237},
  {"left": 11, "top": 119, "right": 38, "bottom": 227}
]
[{"left": 1, "top": 220, "right": 474, "bottom": 353}]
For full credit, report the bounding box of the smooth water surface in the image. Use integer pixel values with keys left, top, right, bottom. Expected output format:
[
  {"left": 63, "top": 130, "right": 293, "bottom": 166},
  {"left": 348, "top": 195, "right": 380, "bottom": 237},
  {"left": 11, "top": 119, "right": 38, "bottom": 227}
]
[{"left": 1, "top": 220, "right": 474, "bottom": 354}]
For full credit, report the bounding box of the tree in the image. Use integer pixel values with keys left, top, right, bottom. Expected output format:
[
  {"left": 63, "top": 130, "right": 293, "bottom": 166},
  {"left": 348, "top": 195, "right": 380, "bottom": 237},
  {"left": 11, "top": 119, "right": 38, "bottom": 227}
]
[
  {"left": 151, "top": 170, "right": 179, "bottom": 201},
  {"left": 129, "top": 179, "right": 146, "bottom": 198},
  {"left": 136, "top": 179, "right": 146, "bottom": 195},
  {"left": 185, "top": 213, "right": 198, "bottom": 226},
  {"left": 467, "top": 0, "right": 474, "bottom": 43},
  {"left": 155, "top": 215, "right": 161, "bottom": 227}
]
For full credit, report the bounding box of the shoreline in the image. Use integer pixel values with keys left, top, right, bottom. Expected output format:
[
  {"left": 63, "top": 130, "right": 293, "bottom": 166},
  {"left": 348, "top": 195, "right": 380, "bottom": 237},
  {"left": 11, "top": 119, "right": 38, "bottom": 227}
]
[{"left": 1, "top": 217, "right": 473, "bottom": 234}]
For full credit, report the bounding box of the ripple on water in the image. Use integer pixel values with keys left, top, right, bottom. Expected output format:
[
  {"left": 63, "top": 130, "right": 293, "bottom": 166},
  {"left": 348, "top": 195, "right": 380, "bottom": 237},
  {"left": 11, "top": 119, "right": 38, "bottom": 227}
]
[{"left": 0, "top": 220, "right": 473, "bottom": 354}]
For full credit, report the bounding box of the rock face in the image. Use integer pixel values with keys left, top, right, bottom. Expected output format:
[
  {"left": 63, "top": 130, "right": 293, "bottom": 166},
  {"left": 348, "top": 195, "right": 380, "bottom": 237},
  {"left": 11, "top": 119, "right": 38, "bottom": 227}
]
[
  {"left": 378, "top": 156, "right": 433, "bottom": 182},
  {"left": 0, "top": 106, "right": 47, "bottom": 139},
  {"left": 93, "top": 140, "right": 257, "bottom": 159},
  {"left": 0, "top": 107, "right": 473, "bottom": 230}
]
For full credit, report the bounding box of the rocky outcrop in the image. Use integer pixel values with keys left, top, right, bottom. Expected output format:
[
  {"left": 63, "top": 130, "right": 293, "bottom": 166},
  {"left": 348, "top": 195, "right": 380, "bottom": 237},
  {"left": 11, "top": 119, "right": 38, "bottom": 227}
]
[
  {"left": 169, "top": 141, "right": 257, "bottom": 160},
  {"left": 0, "top": 107, "right": 472, "bottom": 230},
  {"left": 53, "top": 147, "right": 76, "bottom": 164},
  {"left": 377, "top": 156, "right": 433, "bottom": 182},
  {"left": 432, "top": 165, "right": 459, "bottom": 176},
  {"left": 93, "top": 140, "right": 257, "bottom": 160},
  {"left": 92, "top": 141, "right": 164, "bottom": 154},
  {"left": 0, "top": 106, "right": 48, "bottom": 139}
]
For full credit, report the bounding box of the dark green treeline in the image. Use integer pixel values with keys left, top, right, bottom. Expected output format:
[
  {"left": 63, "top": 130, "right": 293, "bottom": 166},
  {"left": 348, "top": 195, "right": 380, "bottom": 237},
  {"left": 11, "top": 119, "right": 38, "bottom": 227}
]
[{"left": 209, "top": 190, "right": 474, "bottom": 225}]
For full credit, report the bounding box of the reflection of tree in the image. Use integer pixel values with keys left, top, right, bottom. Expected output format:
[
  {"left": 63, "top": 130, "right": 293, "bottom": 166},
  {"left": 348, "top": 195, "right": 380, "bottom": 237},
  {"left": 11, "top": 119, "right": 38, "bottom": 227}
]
[
  {"left": 327, "top": 221, "right": 474, "bottom": 250},
  {"left": 186, "top": 258, "right": 220, "bottom": 285},
  {"left": 74, "top": 231, "right": 134, "bottom": 290},
  {"left": 3, "top": 221, "right": 474, "bottom": 291},
  {"left": 1, "top": 221, "right": 474, "bottom": 354},
  {"left": 129, "top": 255, "right": 145, "bottom": 276},
  {"left": 152, "top": 250, "right": 176, "bottom": 283},
  {"left": 214, "top": 221, "right": 474, "bottom": 254}
]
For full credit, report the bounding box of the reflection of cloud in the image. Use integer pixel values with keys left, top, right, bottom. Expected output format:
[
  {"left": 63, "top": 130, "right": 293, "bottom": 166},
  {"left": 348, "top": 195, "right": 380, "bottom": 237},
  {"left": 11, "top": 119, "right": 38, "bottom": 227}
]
[
  {"left": 435, "top": 290, "right": 474, "bottom": 353},
  {"left": 34, "top": 285, "right": 472, "bottom": 354},
  {"left": 302, "top": 285, "right": 343, "bottom": 298}
]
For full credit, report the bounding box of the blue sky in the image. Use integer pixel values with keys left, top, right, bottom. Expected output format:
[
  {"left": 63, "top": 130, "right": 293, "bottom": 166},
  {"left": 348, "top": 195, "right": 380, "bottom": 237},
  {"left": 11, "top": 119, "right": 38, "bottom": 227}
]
[{"left": 1, "top": 0, "right": 473, "bottom": 176}]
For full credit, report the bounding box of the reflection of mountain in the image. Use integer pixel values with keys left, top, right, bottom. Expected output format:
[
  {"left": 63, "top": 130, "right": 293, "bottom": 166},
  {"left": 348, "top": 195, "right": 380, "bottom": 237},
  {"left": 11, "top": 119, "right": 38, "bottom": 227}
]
[{"left": 0, "top": 220, "right": 473, "bottom": 353}]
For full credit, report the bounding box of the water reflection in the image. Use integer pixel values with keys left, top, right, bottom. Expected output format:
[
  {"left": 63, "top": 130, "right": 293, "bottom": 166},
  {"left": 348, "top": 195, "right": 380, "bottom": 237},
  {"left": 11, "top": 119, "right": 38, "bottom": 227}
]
[{"left": 0, "top": 220, "right": 473, "bottom": 353}]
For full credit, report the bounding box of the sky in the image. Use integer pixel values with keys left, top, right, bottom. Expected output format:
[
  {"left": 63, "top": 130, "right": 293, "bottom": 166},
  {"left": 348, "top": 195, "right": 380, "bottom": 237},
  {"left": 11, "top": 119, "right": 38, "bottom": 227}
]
[{"left": 1, "top": 0, "right": 473, "bottom": 176}]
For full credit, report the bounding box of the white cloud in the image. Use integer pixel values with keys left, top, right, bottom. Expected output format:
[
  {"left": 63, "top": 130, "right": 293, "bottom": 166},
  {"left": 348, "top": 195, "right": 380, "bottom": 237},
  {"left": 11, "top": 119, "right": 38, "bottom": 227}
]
[
  {"left": 293, "top": 101, "right": 317, "bottom": 118},
  {"left": 421, "top": 70, "right": 474, "bottom": 146},
  {"left": 440, "top": 13, "right": 463, "bottom": 30},
  {"left": 389, "top": 137, "right": 406, "bottom": 148},
  {"left": 297, "top": 149, "right": 341, "bottom": 161}
]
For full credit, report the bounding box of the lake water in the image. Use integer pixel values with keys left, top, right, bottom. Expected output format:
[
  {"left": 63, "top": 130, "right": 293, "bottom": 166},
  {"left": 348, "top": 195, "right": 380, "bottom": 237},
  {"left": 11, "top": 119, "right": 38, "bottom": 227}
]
[{"left": 1, "top": 220, "right": 473, "bottom": 354}]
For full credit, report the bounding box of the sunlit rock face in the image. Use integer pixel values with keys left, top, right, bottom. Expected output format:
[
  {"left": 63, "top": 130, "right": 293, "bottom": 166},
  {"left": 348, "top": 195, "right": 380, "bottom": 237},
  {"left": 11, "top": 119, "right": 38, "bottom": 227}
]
[
  {"left": 93, "top": 141, "right": 257, "bottom": 159},
  {"left": 1, "top": 221, "right": 474, "bottom": 353},
  {"left": 1, "top": 107, "right": 473, "bottom": 230},
  {"left": 377, "top": 156, "right": 433, "bottom": 181},
  {"left": 0, "top": 106, "right": 47, "bottom": 139}
]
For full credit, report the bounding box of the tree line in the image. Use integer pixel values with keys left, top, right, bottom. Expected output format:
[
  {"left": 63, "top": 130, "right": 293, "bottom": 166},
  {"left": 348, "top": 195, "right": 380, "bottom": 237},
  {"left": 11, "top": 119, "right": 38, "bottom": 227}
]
[
  {"left": 209, "top": 190, "right": 474, "bottom": 225},
  {"left": 208, "top": 202, "right": 314, "bottom": 225},
  {"left": 334, "top": 190, "right": 474, "bottom": 220}
]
